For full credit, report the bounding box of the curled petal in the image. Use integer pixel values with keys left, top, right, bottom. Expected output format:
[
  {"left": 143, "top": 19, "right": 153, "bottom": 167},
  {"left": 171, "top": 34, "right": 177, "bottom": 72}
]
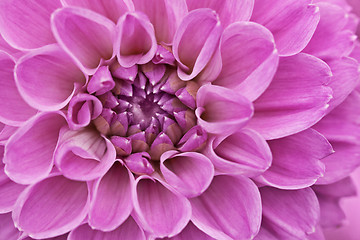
[
  {"left": 51, "top": 7, "right": 115, "bottom": 75},
  {"left": 177, "top": 125, "right": 207, "bottom": 152},
  {"left": 87, "top": 66, "right": 115, "bottom": 95},
  {"left": 124, "top": 152, "right": 154, "bottom": 175},
  {"left": 15, "top": 44, "right": 86, "bottom": 111},
  {"left": 195, "top": 84, "right": 253, "bottom": 135},
  {"left": 149, "top": 133, "right": 175, "bottom": 160}
]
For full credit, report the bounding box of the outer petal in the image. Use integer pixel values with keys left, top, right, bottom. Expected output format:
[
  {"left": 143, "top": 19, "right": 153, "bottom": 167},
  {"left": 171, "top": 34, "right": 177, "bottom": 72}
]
[
  {"left": 173, "top": 9, "right": 222, "bottom": 81},
  {"left": 0, "top": 51, "right": 37, "bottom": 126},
  {"left": 89, "top": 162, "right": 134, "bottom": 231},
  {"left": 0, "top": 213, "right": 21, "bottom": 239},
  {"left": 51, "top": 7, "right": 115, "bottom": 75},
  {"left": 247, "top": 53, "right": 333, "bottom": 140},
  {"left": 0, "top": 33, "right": 22, "bottom": 58},
  {"left": 68, "top": 217, "right": 145, "bottom": 240},
  {"left": 190, "top": 175, "right": 261, "bottom": 240},
  {"left": 54, "top": 128, "right": 116, "bottom": 181},
  {"left": 0, "top": 0, "right": 61, "bottom": 50},
  {"left": 252, "top": 0, "right": 320, "bottom": 56},
  {"left": 260, "top": 187, "right": 320, "bottom": 239},
  {"left": 163, "top": 221, "right": 215, "bottom": 240},
  {"left": 160, "top": 151, "right": 214, "bottom": 198},
  {"left": 4, "top": 112, "right": 67, "bottom": 184},
  {"left": 255, "top": 129, "right": 332, "bottom": 189},
  {"left": 15, "top": 44, "right": 86, "bottom": 111},
  {"left": 213, "top": 22, "right": 279, "bottom": 101},
  {"left": 12, "top": 174, "right": 90, "bottom": 239},
  {"left": 62, "top": 0, "right": 134, "bottom": 23},
  {"left": 133, "top": 0, "right": 187, "bottom": 44},
  {"left": 186, "top": 0, "right": 254, "bottom": 25},
  {"left": 195, "top": 84, "right": 253, "bottom": 135},
  {"left": 132, "top": 176, "right": 191, "bottom": 238}
]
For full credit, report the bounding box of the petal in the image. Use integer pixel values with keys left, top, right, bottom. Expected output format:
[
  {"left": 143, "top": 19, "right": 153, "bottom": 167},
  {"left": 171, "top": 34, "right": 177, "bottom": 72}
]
[
  {"left": 173, "top": 9, "right": 222, "bottom": 81},
  {"left": 89, "top": 162, "right": 134, "bottom": 231},
  {"left": 0, "top": 125, "right": 17, "bottom": 145},
  {"left": 186, "top": 0, "right": 254, "bottom": 25},
  {"left": 0, "top": 0, "right": 61, "bottom": 50},
  {"left": 133, "top": 0, "right": 187, "bottom": 44},
  {"left": 160, "top": 151, "right": 214, "bottom": 198},
  {"left": 15, "top": 44, "right": 86, "bottom": 111},
  {"left": 190, "top": 175, "right": 261, "bottom": 240},
  {"left": 51, "top": 7, "right": 115, "bottom": 75},
  {"left": 0, "top": 33, "right": 22, "bottom": 58},
  {"left": 255, "top": 129, "right": 332, "bottom": 189},
  {"left": 13, "top": 174, "right": 89, "bottom": 239},
  {"left": 4, "top": 112, "right": 67, "bottom": 184},
  {"left": 68, "top": 217, "right": 145, "bottom": 240},
  {"left": 204, "top": 129, "right": 272, "bottom": 177},
  {"left": 213, "top": 22, "right": 279, "bottom": 101},
  {"left": 252, "top": 0, "right": 320, "bottom": 56},
  {"left": 0, "top": 51, "right": 37, "bottom": 126},
  {"left": 62, "top": 0, "right": 134, "bottom": 23},
  {"left": 247, "top": 53, "right": 333, "bottom": 140},
  {"left": 260, "top": 187, "right": 320, "bottom": 239},
  {"left": 0, "top": 213, "right": 21, "bottom": 239},
  {"left": 195, "top": 84, "right": 253, "bottom": 135},
  {"left": 133, "top": 176, "right": 191, "bottom": 238},
  {"left": 169, "top": 221, "right": 215, "bottom": 240},
  {"left": 54, "top": 128, "right": 116, "bottom": 181}
]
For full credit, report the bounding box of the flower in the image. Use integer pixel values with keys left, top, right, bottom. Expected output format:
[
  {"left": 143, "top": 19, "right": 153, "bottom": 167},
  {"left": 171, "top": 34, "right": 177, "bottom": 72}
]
[{"left": 0, "top": 0, "right": 359, "bottom": 239}]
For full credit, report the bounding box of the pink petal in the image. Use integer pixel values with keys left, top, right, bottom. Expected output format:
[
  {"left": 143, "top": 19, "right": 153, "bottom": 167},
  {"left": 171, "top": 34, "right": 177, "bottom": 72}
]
[
  {"left": 247, "top": 53, "right": 333, "bottom": 140},
  {"left": 0, "top": 213, "right": 21, "bottom": 239},
  {"left": 54, "top": 128, "right": 116, "bottom": 181},
  {"left": 173, "top": 9, "right": 222, "bottom": 81},
  {"left": 213, "top": 22, "right": 279, "bottom": 101},
  {"left": 0, "top": 51, "right": 37, "bottom": 126},
  {"left": 204, "top": 129, "right": 272, "bottom": 177},
  {"left": 13, "top": 174, "right": 90, "bottom": 239},
  {"left": 115, "top": 12, "right": 157, "bottom": 68},
  {"left": 0, "top": 0, "right": 61, "bottom": 50},
  {"left": 68, "top": 217, "right": 145, "bottom": 240},
  {"left": 4, "top": 112, "right": 67, "bottom": 184},
  {"left": 252, "top": 0, "right": 320, "bottom": 56},
  {"left": 255, "top": 129, "right": 333, "bottom": 189},
  {"left": 0, "top": 33, "right": 22, "bottom": 59},
  {"left": 133, "top": 0, "right": 187, "bottom": 44},
  {"left": 0, "top": 125, "right": 17, "bottom": 145},
  {"left": 167, "top": 221, "right": 215, "bottom": 240},
  {"left": 51, "top": 7, "right": 115, "bottom": 75},
  {"left": 186, "top": 0, "right": 254, "bottom": 25},
  {"left": 190, "top": 175, "right": 261, "bottom": 240},
  {"left": 89, "top": 162, "right": 134, "bottom": 231},
  {"left": 160, "top": 150, "right": 214, "bottom": 198},
  {"left": 15, "top": 44, "right": 86, "bottom": 111},
  {"left": 62, "top": 0, "right": 133, "bottom": 23},
  {"left": 133, "top": 176, "right": 191, "bottom": 238},
  {"left": 195, "top": 84, "right": 253, "bottom": 135},
  {"left": 260, "top": 187, "right": 320, "bottom": 239}
]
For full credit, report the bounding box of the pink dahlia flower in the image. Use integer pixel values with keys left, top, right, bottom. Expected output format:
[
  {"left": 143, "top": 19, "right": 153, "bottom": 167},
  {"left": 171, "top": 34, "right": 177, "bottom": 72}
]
[{"left": 0, "top": 0, "right": 359, "bottom": 239}]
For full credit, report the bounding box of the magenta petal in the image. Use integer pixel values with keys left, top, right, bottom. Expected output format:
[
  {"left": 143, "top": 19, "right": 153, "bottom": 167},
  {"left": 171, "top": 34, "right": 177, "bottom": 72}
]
[
  {"left": 190, "top": 175, "right": 261, "bottom": 240},
  {"left": 54, "top": 128, "right": 116, "bottom": 181},
  {"left": 51, "top": 7, "right": 115, "bottom": 75},
  {"left": 214, "top": 22, "right": 279, "bottom": 101},
  {"left": 160, "top": 151, "right": 214, "bottom": 198},
  {"left": 255, "top": 129, "right": 332, "bottom": 189},
  {"left": 87, "top": 66, "right": 115, "bottom": 95},
  {"left": 4, "top": 112, "right": 67, "bottom": 184},
  {"left": 15, "top": 44, "right": 86, "bottom": 111},
  {"left": 248, "top": 53, "right": 333, "bottom": 140},
  {"left": 0, "top": 0, "right": 61, "bottom": 50},
  {"left": 13, "top": 174, "right": 89, "bottom": 239},
  {"left": 186, "top": 0, "right": 254, "bottom": 25},
  {"left": 68, "top": 217, "right": 145, "bottom": 240},
  {"left": 115, "top": 12, "right": 157, "bottom": 68},
  {"left": 0, "top": 33, "right": 22, "bottom": 58},
  {"left": 195, "top": 84, "right": 253, "bottom": 135},
  {"left": 133, "top": 0, "right": 187, "bottom": 44},
  {"left": 62, "top": 0, "right": 133, "bottom": 23},
  {"left": 133, "top": 176, "right": 191, "bottom": 238},
  {"left": 252, "top": 0, "right": 320, "bottom": 56},
  {"left": 169, "top": 221, "right": 215, "bottom": 240},
  {"left": 89, "top": 162, "right": 134, "bottom": 231},
  {"left": 173, "top": 9, "right": 222, "bottom": 81},
  {"left": 204, "top": 129, "right": 272, "bottom": 177},
  {"left": 0, "top": 51, "right": 37, "bottom": 126},
  {"left": 260, "top": 187, "right": 320, "bottom": 239},
  {"left": 0, "top": 213, "right": 21, "bottom": 239}
]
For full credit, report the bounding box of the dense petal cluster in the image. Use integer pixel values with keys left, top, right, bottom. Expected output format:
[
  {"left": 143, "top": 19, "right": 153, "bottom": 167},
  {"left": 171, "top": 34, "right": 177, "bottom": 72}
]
[{"left": 0, "top": 0, "right": 359, "bottom": 239}]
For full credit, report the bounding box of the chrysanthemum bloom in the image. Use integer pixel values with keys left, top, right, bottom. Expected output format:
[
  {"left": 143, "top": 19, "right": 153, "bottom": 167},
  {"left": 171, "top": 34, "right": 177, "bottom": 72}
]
[{"left": 0, "top": 0, "right": 359, "bottom": 239}]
